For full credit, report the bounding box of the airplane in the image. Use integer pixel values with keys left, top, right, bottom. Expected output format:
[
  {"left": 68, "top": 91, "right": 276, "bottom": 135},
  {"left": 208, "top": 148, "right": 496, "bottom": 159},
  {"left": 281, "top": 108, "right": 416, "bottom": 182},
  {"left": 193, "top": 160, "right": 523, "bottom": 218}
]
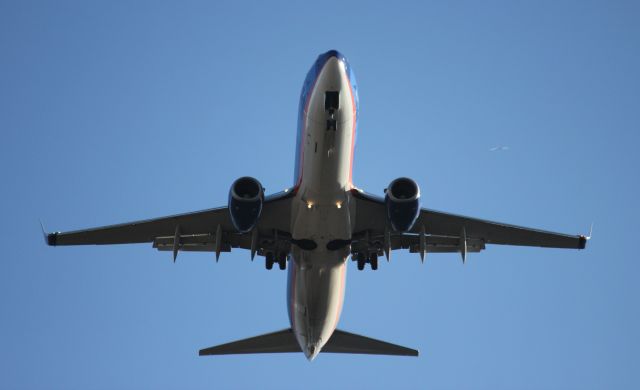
[{"left": 45, "top": 50, "right": 588, "bottom": 361}]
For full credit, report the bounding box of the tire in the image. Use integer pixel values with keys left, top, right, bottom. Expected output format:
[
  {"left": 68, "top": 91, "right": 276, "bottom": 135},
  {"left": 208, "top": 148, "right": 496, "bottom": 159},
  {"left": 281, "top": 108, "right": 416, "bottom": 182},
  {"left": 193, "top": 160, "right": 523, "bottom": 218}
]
[
  {"left": 357, "top": 253, "right": 365, "bottom": 271},
  {"left": 276, "top": 253, "right": 286, "bottom": 270},
  {"left": 371, "top": 254, "right": 378, "bottom": 270},
  {"left": 266, "top": 253, "right": 274, "bottom": 270}
]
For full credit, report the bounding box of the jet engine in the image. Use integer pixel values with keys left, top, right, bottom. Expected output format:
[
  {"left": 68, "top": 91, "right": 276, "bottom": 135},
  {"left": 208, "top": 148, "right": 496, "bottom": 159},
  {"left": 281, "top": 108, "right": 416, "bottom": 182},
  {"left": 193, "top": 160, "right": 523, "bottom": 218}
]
[
  {"left": 228, "top": 176, "right": 264, "bottom": 233},
  {"left": 385, "top": 177, "right": 420, "bottom": 232}
]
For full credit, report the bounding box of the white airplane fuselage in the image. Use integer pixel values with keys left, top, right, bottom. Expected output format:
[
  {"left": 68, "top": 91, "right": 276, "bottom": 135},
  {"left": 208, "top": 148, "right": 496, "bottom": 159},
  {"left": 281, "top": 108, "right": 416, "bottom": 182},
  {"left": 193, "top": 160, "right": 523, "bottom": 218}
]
[{"left": 287, "top": 51, "right": 358, "bottom": 360}]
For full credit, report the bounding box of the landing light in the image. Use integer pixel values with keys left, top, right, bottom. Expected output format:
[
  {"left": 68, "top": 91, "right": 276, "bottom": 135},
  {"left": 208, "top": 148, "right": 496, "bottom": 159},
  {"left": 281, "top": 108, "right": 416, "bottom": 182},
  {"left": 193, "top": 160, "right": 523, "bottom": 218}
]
[
  {"left": 307, "top": 202, "right": 313, "bottom": 209},
  {"left": 336, "top": 202, "right": 342, "bottom": 209}
]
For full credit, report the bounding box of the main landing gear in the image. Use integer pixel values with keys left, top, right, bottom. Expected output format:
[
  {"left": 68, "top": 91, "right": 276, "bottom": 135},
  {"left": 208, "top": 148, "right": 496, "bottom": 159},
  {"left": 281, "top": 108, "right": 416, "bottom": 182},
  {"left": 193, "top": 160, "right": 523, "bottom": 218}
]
[
  {"left": 265, "top": 252, "right": 287, "bottom": 270},
  {"left": 354, "top": 252, "right": 379, "bottom": 271}
]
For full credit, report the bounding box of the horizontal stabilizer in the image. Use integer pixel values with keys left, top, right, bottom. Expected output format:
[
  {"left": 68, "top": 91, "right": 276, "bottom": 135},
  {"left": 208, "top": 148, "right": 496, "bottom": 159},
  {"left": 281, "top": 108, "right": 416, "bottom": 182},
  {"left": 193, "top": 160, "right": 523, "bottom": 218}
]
[
  {"left": 324, "top": 329, "right": 419, "bottom": 356},
  {"left": 199, "top": 328, "right": 418, "bottom": 357},
  {"left": 199, "top": 328, "right": 300, "bottom": 355}
]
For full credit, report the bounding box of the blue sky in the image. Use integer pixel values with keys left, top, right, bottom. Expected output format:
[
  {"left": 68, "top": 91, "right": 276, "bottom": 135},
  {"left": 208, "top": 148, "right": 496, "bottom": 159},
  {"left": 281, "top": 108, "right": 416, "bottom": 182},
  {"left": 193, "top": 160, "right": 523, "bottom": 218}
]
[{"left": 1, "top": 1, "right": 639, "bottom": 388}]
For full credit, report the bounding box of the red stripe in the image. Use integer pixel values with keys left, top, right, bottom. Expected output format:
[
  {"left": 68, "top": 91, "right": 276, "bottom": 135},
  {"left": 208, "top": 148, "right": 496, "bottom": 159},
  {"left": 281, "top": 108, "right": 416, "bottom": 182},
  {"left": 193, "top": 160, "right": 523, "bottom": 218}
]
[
  {"left": 345, "top": 74, "right": 357, "bottom": 188},
  {"left": 331, "top": 263, "right": 347, "bottom": 332}
]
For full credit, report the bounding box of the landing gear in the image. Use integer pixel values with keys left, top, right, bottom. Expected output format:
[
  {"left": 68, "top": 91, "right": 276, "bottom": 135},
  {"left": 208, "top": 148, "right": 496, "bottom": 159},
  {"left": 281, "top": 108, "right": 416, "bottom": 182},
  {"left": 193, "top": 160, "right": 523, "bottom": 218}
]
[
  {"left": 325, "top": 91, "right": 339, "bottom": 131},
  {"left": 265, "top": 253, "right": 274, "bottom": 270},
  {"left": 370, "top": 253, "right": 378, "bottom": 271},
  {"left": 354, "top": 252, "right": 379, "bottom": 271},
  {"left": 277, "top": 252, "right": 287, "bottom": 270},
  {"left": 356, "top": 253, "right": 366, "bottom": 271},
  {"left": 265, "top": 252, "right": 286, "bottom": 270}
]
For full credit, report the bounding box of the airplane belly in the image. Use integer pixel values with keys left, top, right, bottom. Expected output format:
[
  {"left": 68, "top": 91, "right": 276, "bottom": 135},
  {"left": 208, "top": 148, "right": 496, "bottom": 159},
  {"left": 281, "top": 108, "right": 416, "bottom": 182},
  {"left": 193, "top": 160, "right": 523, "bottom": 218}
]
[
  {"left": 288, "top": 248, "right": 347, "bottom": 358},
  {"left": 286, "top": 53, "right": 357, "bottom": 359},
  {"left": 299, "top": 117, "right": 354, "bottom": 195}
]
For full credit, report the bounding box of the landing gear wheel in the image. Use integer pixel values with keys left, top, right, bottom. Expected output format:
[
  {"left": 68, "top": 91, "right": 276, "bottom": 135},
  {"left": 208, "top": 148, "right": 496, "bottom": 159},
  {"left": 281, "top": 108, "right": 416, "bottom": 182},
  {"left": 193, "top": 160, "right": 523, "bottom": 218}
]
[
  {"left": 265, "top": 253, "right": 274, "bottom": 270},
  {"left": 370, "top": 254, "right": 378, "bottom": 270},
  {"left": 357, "top": 253, "right": 366, "bottom": 271},
  {"left": 277, "top": 253, "right": 287, "bottom": 270}
]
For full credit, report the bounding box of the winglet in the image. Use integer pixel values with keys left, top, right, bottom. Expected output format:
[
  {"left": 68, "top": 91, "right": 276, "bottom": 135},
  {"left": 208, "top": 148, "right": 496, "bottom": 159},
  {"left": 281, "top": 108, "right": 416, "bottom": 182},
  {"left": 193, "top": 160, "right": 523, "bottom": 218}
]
[
  {"left": 578, "top": 223, "right": 593, "bottom": 250},
  {"left": 40, "top": 220, "right": 47, "bottom": 244},
  {"left": 40, "top": 220, "right": 57, "bottom": 246}
]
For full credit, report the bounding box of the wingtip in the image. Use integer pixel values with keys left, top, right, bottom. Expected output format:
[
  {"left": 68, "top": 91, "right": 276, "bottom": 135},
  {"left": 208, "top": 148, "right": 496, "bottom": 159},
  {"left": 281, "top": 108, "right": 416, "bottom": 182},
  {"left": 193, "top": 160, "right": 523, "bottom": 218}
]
[
  {"left": 47, "top": 232, "right": 58, "bottom": 246},
  {"left": 40, "top": 220, "right": 57, "bottom": 246},
  {"left": 578, "top": 223, "right": 593, "bottom": 250},
  {"left": 578, "top": 235, "right": 587, "bottom": 249}
]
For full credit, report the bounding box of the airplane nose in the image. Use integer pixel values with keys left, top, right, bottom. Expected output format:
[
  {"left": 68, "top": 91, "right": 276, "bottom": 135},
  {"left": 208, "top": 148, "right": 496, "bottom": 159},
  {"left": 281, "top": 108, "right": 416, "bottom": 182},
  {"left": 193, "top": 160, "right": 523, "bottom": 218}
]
[
  {"left": 319, "top": 50, "right": 346, "bottom": 68},
  {"left": 325, "top": 49, "right": 340, "bottom": 58},
  {"left": 323, "top": 56, "right": 344, "bottom": 74}
]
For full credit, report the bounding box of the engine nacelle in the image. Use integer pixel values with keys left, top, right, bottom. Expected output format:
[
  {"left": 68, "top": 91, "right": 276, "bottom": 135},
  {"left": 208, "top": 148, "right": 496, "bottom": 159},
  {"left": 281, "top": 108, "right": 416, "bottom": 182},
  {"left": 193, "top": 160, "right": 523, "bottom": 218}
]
[
  {"left": 228, "top": 176, "right": 264, "bottom": 233},
  {"left": 385, "top": 177, "right": 421, "bottom": 232}
]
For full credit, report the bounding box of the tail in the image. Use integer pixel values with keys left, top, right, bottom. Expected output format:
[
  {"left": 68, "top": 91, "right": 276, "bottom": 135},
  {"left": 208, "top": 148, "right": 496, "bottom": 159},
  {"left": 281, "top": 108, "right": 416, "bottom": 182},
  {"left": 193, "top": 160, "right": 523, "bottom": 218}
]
[{"left": 199, "top": 328, "right": 418, "bottom": 357}]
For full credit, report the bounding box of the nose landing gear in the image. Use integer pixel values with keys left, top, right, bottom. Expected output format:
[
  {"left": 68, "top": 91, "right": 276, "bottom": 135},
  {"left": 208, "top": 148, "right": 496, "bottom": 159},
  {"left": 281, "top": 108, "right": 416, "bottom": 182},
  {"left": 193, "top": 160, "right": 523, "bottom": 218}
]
[{"left": 325, "top": 91, "right": 339, "bottom": 131}]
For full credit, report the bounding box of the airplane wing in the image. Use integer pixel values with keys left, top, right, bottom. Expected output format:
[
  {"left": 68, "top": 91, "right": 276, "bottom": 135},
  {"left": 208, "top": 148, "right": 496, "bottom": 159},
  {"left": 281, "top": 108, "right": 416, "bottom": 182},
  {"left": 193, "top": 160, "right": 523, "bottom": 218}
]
[
  {"left": 350, "top": 189, "right": 587, "bottom": 259},
  {"left": 46, "top": 191, "right": 295, "bottom": 260}
]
